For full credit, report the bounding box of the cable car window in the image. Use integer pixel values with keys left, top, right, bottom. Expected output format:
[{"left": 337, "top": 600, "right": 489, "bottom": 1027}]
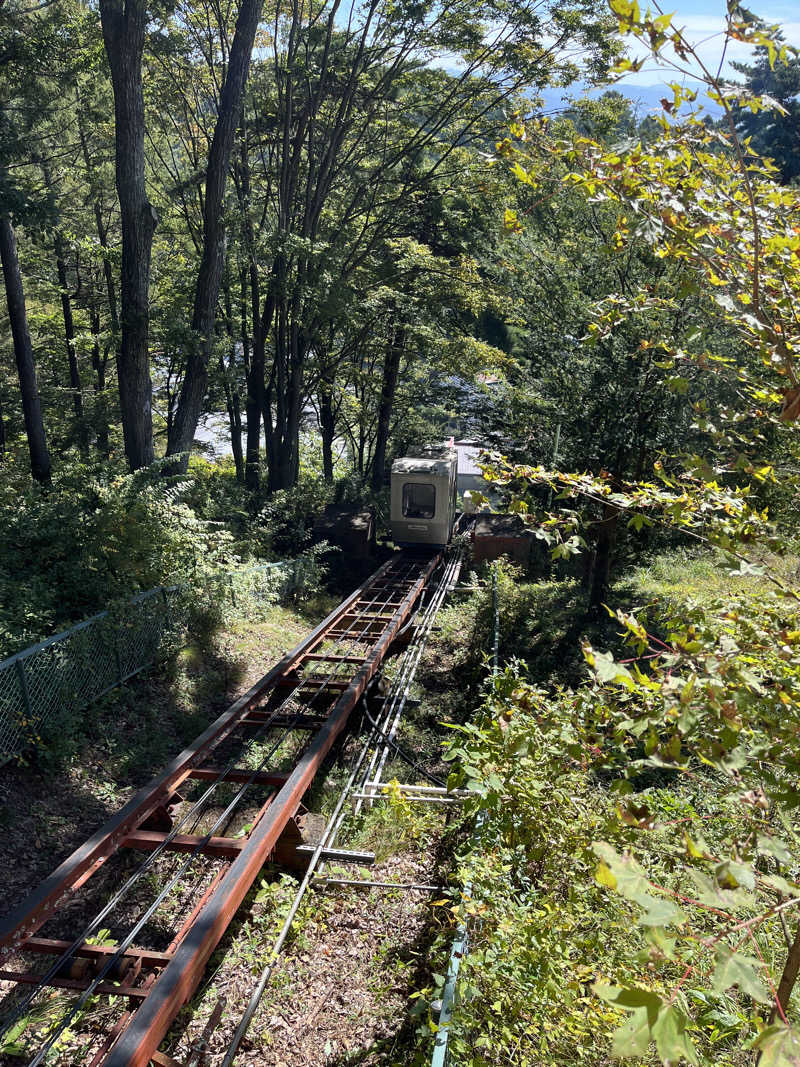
[{"left": 403, "top": 482, "right": 435, "bottom": 519}]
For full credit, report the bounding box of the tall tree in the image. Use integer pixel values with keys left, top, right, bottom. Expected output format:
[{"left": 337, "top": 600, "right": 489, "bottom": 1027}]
[
  {"left": 238, "top": 0, "right": 616, "bottom": 491},
  {"left": 99, "top": 0, "right": 156, "bottom": 470},
  {"left": 39, "top": 157, "right": 87, "bottom": 445},
  {"left": 732, "top": 34, "right": 800, "bottom": 185},
  {"left": 0, "top": 212, "right": 51, "bottom": 484},
  {"left": 166, "top": 0, "right": 265, "bottom": 468},
  {"left": 76, "top": 84, "right": 119, "bottom": 452},
  {"left": 0, "top": 4, "right": 60, "bottom": 482}
]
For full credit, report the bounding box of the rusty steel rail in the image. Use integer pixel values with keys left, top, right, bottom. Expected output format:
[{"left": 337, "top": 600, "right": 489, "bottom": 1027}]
[{"left": 0, "top": 550, "right": 440, "bottom": 1066}]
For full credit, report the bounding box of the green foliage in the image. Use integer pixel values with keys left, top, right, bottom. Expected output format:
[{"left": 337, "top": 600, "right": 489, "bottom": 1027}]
[
  {"left": 256, "top": 476, "right": 334, "bottom": 556},
  {"left": 351, "top": 779, "right": 441, "bottom": 861},
  {"left": 438, "top": 19, "right": 800, "bottom": 1046},
  {"left": 439, "top": 667, "right": 631, "bottom": 1065},
  {"left": 451, "top": 11, "right": 800, "bottom": 1053},
  {"left": 731, "top": 35, "right": 800, "bottom": 186},
  {"left": 0, "top": 457, "right": 237, "bottom": 656},
  {"left": 439, "top": 578, "right": 800, "bottom": 1063}
]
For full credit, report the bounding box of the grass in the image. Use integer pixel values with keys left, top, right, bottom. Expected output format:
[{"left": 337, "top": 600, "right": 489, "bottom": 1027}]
[
  {"left": 348, "top": 790, "right": 443, "bottom": 862},
  {"left": 630, "top": 544, "right": 800, "bottom": 603},
  {"left": 0, "top": 592, "right": 335, "bottom": 932},
  {"left": 426, "top": 543, "right": 800, "bottom": 1067},
  {"left": 46, "top": 593, "right": 331, "bottom": 776}
]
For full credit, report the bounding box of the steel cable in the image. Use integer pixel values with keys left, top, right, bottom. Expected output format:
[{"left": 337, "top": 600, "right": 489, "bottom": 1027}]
[
  {"left": 219, "top": 547, "right": 462, "bottom": 1065},
  {"left": 22, "top": 558, "right": 422, "bottom": 1065},
  {"left": 1, "top": 556, "right": 421, "bottom": 1058}
]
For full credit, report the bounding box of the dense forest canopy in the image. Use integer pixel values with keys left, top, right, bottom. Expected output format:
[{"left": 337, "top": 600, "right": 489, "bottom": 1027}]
[{"left": 0, "top": 0, "right": 615, "bottom": 487}]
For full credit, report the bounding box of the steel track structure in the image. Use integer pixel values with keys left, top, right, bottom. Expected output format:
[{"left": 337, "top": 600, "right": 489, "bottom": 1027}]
[
  {"left": 0, "top": 551, "right": 439, "bottom": 1066},
  {"left": 219, "top": 543, "right": 465, "bottom": 1066}
]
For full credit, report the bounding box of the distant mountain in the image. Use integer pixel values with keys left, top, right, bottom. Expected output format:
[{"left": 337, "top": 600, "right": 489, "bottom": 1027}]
[{"left": 537, "top": 82, "right": 723, "bottom": 120}]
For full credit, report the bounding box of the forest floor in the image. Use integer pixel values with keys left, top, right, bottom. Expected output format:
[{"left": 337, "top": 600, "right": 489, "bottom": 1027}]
[
  {"left": 0, "top": 595, "right": 334, "bottom": 921},
  {"left": 0, "top": 562, "right": 488, "bottom": 1067}
]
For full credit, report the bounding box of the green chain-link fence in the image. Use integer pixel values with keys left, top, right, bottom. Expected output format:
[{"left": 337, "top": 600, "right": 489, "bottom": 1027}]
[{"left": 0, "top": 560, "right": 299, "bottom": 764}]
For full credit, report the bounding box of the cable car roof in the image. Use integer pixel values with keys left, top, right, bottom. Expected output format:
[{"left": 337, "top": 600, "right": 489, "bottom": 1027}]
[{"left": 392, "top": 448, "right": 455, "bottom": 477}]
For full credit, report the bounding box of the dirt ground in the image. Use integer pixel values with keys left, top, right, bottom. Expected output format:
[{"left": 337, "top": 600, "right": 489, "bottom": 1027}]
[
  {"left": 0, "top": 599, "right": 329, "bottom": 915},
  {"left": 166, "top": 825, "right": 461, "bottom": 1067},
  {"left": 0, "top": 576, "right": 484, "bottom": 1066}
]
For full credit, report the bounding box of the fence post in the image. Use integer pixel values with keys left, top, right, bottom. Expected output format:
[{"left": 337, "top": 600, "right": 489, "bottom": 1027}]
[{"left": 15, "top": 659, "right": 33, "bottom": 734}]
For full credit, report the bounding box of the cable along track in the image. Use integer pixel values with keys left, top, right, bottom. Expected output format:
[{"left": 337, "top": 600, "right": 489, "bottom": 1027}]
[
  {"left": 219, "top": 543, "right": 466, "bottom": 1066},
  {"left": 0, "top": 551, "right": 441, "bottom": 1067}
]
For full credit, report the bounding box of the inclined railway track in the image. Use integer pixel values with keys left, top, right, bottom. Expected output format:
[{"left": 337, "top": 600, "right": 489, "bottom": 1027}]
[{"left": 0, "top": 551, "right": 441, "bottom": 1066}]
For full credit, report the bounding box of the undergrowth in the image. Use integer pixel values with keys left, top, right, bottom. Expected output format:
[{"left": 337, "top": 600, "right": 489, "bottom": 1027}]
[{"left": 423, "top": 549, "right": 800, "bottom": 1067}]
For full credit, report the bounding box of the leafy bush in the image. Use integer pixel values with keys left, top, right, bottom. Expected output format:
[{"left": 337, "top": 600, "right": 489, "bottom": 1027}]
[
  {"left": 436, "top": 667, "right": 629, "bottom": 1066},
  {"left": 438, "top": 654, "right": 794, "bottom": 1067},
  {"left": 0, "top": 457, "right": 237, "bottom": 657},
  {"left": 430, "top": 539, "right": 800, "bottom": 1067},
  {"left": 257, "top": 475, "right": 334, "bottom": 555},
  {"left": 181, "top": 455, "right": 255, "bottom": 543}
]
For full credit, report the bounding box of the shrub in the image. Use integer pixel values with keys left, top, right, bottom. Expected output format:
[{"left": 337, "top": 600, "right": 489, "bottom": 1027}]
[
  {"left": 257, "top": 476, "right": 334, "bottom": 555},
  {"left": 0, "top": 458, "right": 236, "bottom": 657}
]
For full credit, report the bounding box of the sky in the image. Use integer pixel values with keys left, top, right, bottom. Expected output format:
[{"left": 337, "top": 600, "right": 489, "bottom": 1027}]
[{"left": 617, "top": 0, "right": 800, "bottom": 86}]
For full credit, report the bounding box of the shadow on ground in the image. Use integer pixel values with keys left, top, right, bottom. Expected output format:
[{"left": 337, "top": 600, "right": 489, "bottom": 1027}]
[{"left": 0, "top": 609, "right": 259, "bottom": 914}]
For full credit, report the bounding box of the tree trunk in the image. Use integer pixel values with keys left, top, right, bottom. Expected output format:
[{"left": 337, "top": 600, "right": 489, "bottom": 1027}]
[
  {"left": 40, "top": 157, "right": 85, "bottom": 439},
  {"left": 79, "top": 112, "right": 121, "bottom": 359},
  {"left": 81, "top": 108, "right": 119, "bottom": 457},
  {"left": 371, "top": 325, "right": 404, "bottom": 493},
  {"left": 221, "top": 280, "right": 244, "bottom": 480},
  {"left": 78, "top": 94, "right": 121, "bottom": 347},
  {"left": 246, "top": 270, "right": 276, "bottom": 492},
  {"left": 99, "top": 0, "right": 156, "bottom": 471},
  {"left": 755, "top": 920, "right": 800, "bottom": 1065},
  {"left": 0, "top": 213, "right": 52, "bottom": 484},
  {"left": 266, "top": 324, "right": 304, "bottom": 492},
  {"left": 167, "top": 0, "right": 264, "bottom": 467},
  {"left": 286, "top": 333, "right": 303, "bottom": 487},
  {"left": 54, "top": 235, "right": 86, "bottom": 438},
  {"left": 245, "top": 344, "right": 265, "bottom": 490},
  {"left": 239, "top": 262, "right": 250, "bottom": 373},
  {"left": 773, "top": 920, "right": 800, "bottom": 1022},
  {"left": 318, "top": 374, "right": 335, "bottom": 483},
  {"left": 589, "top": 504, "right": 618, "bottom": 611},
  {"left": 262, "top": 377, "right": 276, "bottom": 488},
  {"left": 220, "top": 349, "right": 244, "bottom": 480},
  {"left": 90, "top": 296, "right": 110, "bottom": 454}
]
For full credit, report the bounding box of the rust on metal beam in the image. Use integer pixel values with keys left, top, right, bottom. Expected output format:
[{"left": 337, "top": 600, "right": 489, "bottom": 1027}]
[
  {"left": 150, "top": 1053, "right": 183, "bottom": 1067},
  {"left": 22, "top": 938, "right": 172, "bottom": 969},
  {"left": 302, "top": 653, "right": 366, "bottom": 664},
  {"left": 324, "top": 629, "right": 385, "bottom": 641},
  {"left": 0, "top": 558, "right": 397, "bottom": 962},
  {"left": 0, "top": 971, "right": 150, "bottom": 1000},
  {"left": 103, "top": 553, "right": 438, "bottom": 1067},
  {"left": 240, "top": 713, "right": 328, "bottom": 729},
  {"left": 120, "top": 831, "right": 247, "bottom": 860},
  {"left": 293, "top": 680, "right": 349, "bottom": 693},
  {"left": 339, "top": 613, "right": 394, "bottom": 623}
]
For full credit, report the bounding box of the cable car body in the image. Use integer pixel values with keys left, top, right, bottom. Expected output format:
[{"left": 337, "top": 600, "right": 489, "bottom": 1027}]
[{"left": 390, "top": 446, "right": 458, "bottom": 548}]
